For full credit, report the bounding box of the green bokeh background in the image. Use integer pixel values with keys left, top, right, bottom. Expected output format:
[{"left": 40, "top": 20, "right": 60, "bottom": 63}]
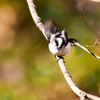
[{"left": 0, "top": 0, "right": 100, "bottom": 100}]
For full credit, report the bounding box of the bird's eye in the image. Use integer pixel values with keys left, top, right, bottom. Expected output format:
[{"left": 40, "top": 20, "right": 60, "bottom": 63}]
[{"left": 54, "top": 39, "right": 58, "bottom": 46}]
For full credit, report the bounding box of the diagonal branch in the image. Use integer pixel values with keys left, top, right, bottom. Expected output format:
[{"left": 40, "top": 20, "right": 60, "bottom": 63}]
[
  {"left": 26, "top": 0, "right": 100, "bottom": 100},
  {"left": 75, "top": 42, "right": 100, "bottom": 59},
  {"left": 56, "top": 56, "right": 100, "bottom": 100},
  {"left": 26, "top": 0, "right": 47, "bottom": 40}
]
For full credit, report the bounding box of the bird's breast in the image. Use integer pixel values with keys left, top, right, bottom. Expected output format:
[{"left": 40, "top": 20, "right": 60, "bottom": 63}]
[{"left": 48, "top": 42, "right": 71, "bottom": 56}]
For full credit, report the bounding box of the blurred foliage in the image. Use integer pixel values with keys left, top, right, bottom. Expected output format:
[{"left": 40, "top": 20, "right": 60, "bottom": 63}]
[{"left": 0, "top": 0, "right": 100, "bottom": 100}]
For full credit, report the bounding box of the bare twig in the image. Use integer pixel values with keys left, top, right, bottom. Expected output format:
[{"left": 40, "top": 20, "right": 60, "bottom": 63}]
[
  {"left": 26, "top": 0, "right": 47, "bottom": 40},
  {"left": 90, "top": 0, "right": 100, "bottom": 2},
  {"left": 56, "top": 56, "right": 100, "bottom": 100},
  {"left": 75, "top": 42, "right": 100, "bottom": 59},
  {"left": 84, "top": 38, "right": 99, "bottom": 47},
  {"left": 26, "top": 0, "right": 100, "bottom": 99},
  {"left": 75, "top": 0, "right": 100, "bottom": 42}
]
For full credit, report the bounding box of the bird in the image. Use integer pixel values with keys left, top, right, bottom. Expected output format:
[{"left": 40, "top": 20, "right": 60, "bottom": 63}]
[{"left": 44, "top": 19, "right": 77, "bottom": 56}]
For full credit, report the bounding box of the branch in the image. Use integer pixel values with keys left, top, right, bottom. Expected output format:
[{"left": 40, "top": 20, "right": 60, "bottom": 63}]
[
  {"left": 56, "top": 56, "right": 100, "bottom": 100},
  {"left": 75, "top": 42, "right": 100, "bottom": 59},
  {"left": 84, "top": 38, "right": 99, "bottom": 47},
  {"left": 26, "top": 0, "right": 100, "bottom": 99},
  {"left": 26, "top": 0, "right": 47, "bottom": 40},
  {"left": 89, "top": 0, "right": 100, "bottom": 2}
]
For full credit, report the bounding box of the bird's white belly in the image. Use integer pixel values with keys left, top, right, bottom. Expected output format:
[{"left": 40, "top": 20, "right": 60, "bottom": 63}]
[{"left": 49, "top": 43, "right": 71, "bottom": 56}]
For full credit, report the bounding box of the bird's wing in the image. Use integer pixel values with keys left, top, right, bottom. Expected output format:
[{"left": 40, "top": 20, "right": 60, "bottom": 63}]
[{"left": 44, "top": 19, "right": 60, "bottom": 42}]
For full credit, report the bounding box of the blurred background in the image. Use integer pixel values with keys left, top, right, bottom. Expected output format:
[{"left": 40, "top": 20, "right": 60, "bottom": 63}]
[{"left": 0, "top": 0, "right": 100, "bottom": 100}]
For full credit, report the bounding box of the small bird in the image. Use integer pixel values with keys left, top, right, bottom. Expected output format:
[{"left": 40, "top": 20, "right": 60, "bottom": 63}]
[{"left": 44, "top": 19, "right": 77, "bottom": 56}]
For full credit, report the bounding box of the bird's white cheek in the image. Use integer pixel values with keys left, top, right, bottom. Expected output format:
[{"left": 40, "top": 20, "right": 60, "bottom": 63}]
[{"left": 48, "top": 43, "right": 58, "bottom": 55}]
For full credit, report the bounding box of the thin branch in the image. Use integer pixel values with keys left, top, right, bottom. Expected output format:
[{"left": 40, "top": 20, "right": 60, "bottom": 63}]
[
  {"left": 75, "top": 1, "right": 100, "bottom": 42},
  {"left": 84, "top": 38, "right": 99, "bottom": 48},
  {"left": 75, "top": 42, "right": 100, "bottom": 59},
  {"left": 80, "top": 95, "right": 85, "bottom": 100},
  {"left": 26, "top": 0, "right": 100, "bottom": 99},
  {"left": 56, "top": 56, "right": 100, "bottom": 100},
  {"left": 26, "top": 0, "right": 47, "bottom": 40},
  {"left": 89, "top": 0, "right": 100, "bottom": 2}
]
